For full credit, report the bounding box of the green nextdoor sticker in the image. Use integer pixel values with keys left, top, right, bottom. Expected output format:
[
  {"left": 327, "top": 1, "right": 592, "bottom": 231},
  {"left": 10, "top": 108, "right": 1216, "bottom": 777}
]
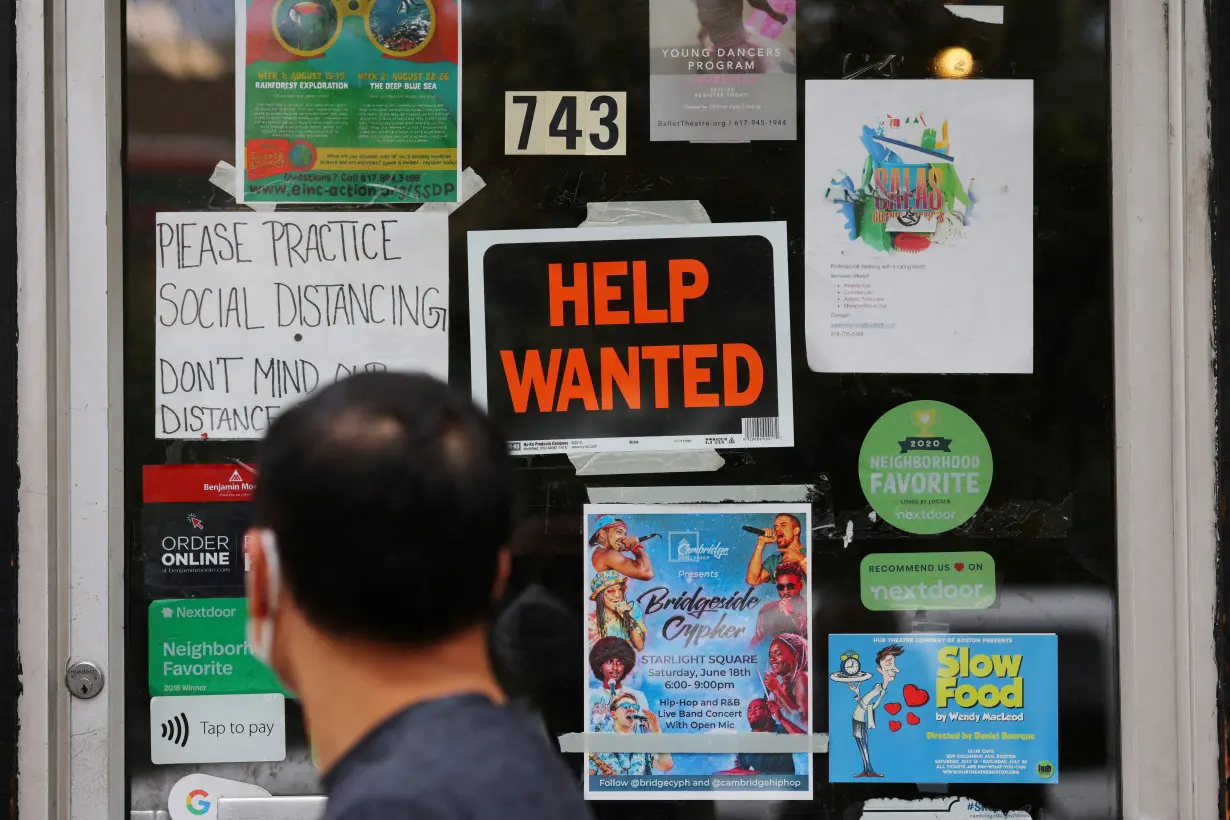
[
  {"left": 149, "top": 599, "right": 286, "bottom": 696},
  {"left": 860, "top": 551, "right": 996, "bottom": 610},
  {"left": 859, "top": 400, "right": 992, "bottom": 535}
]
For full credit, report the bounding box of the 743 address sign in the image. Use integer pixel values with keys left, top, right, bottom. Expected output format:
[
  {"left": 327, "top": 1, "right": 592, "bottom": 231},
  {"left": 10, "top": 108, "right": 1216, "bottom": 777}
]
[{"left": 504, "top": 91, "right": 627, "bottom": 156}]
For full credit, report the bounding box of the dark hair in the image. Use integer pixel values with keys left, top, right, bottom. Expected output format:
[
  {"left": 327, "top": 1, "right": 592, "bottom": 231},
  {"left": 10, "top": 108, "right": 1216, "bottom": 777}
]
[
  {"left": 775, "top": 561, "right": 805, "bottom": 581},
  {"left": 252, "top": 372, "right": 513, "bottom": 645},
  {"left": 876, "top": 644, "right": 905, "bottom": 667},
  {"left": 776, "top": 513, "right": 802, "bottom": 532},
  {"left": 589, "top": 636, "right": 637, "bottom": 681}
]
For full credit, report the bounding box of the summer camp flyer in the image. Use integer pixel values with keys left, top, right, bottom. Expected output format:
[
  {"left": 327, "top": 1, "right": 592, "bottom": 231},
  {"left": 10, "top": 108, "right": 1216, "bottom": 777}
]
[
  {"left": 236, "top": 0, "right": 461, "bottom": 204},
  {"left": 584, "top": 504, "right": 813, "bottom": 800},
  {"left": 828, "top": 633, "right": 1059, "bottom": 784},
  {"left": 803, "top": 80, "right": 1034, "bottom": 374}
]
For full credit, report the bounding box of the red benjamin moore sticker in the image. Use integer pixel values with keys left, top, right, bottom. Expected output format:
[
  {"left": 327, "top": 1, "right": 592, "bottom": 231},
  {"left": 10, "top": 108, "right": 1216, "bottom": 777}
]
[{"left": 143, "top": 464, "right": 257, "bottom": 503}]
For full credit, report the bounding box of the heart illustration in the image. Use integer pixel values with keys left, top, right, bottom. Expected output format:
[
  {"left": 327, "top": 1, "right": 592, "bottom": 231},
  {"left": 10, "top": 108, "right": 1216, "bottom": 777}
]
[
  {"left": 919, "top": 413, "right": 931, "bottom": 423},
  {"left": 954, "top": 563, "right": 965, "bottom": 572},
  {"left": 889, "top": 720, "right": 902, "bottom": 732},
  {"left": 883, "top": 702, "right": 902, "bottom": 715},
  {"left": 907, "top": 712, "right": 921, "bottom": 725},
  {"left": 903, "top": 684, "right": 930, "bottom": 707}
]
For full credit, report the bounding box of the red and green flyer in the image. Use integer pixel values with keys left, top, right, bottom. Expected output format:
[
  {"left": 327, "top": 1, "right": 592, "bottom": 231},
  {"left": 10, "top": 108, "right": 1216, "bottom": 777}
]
[{"left": 235, "top": 0, "right": 460, "bottom": 204}]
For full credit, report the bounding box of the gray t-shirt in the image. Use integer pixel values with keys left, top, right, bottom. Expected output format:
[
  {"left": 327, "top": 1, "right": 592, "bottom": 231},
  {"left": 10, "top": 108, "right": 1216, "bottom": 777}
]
[{"left": 321, "top": 694, "right": 592, "bottom": 820}]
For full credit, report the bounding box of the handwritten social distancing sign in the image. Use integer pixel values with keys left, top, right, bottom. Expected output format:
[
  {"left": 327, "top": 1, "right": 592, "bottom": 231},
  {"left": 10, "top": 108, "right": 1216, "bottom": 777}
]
[
  {"left": 154, "top": 213, "right": 449, "bottom": 439},
  {"left": 468, "top": 223, "right": 794, "bottom": 455}
]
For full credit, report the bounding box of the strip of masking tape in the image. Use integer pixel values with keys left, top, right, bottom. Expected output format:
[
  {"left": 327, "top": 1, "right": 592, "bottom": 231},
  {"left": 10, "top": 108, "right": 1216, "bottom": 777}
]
[
  {"left": 861, "top": 797, "right": 1034, "bottom": 819},
  {"left": 569, "top": 200, "right": 722, "bottom": 475},
  {"left": 587, "top": 484, "right": 814, "bottom": 503},
  {"left": 943, "top": 5, "right": 1004, "bottom": 23},
  {"left": 558, "top": 732, "right": 828, "bottom": 754},
  {"left": 418, "top": 167, "right": 487, "bottom": 214},
  {"left": 210, "top": 162, "right": 277, "bottom": 212},
  {"left": 571, "top": 450, "right": 725, "bottom": 475},
  {"left": 579, "top": 199, "right": 712, "bottom": 228}
]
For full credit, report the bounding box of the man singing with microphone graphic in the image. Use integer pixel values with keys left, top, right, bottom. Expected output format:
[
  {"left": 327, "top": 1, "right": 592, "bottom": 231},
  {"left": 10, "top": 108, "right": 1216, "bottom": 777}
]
[
  {"left": 744, "top": 514, "right": 808, "bottom": 586},
  {"left": 589, "top": 515, "right": 657, "bottom": 581}
]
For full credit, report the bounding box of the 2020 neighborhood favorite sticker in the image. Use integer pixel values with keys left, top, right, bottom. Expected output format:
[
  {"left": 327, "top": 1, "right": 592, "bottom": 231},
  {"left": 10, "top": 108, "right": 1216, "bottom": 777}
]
[
  {"left": 236, "top": 0, "right": 460, "bottom": 204},
  {"left": 584, "top": 504, "right": 812, "bottom": 800},
  {"left": 828, "top": 633, "right": 1058, "bottom": 783},
  {"left": 804, "top": 80, "right": 1033, "bottom": 373},
  {"left": 859, "top": 401, "right": 992, "bottom": 535}
]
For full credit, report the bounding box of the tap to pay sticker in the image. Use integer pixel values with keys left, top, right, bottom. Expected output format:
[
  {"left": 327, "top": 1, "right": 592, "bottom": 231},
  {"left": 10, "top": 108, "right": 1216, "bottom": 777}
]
[{"left": 150, "top": 693, "right": 286, "bottom": 765}]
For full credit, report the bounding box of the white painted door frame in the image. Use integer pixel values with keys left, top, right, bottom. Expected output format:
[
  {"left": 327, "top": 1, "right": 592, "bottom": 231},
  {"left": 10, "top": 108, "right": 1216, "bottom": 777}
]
[
  {"left": 17, "top": 0, "right": 126, "bottom": 817},
  {"left": 12, "top": 0, "right": 1221, "bottom": 817},
  {"left": 1111, "top": 0, "right": 1218, "bottom": 815}
]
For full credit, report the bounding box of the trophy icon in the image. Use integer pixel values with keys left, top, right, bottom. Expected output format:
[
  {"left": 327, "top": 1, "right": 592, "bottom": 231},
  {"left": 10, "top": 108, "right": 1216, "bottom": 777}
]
[{"left": 910, "top": 408, "right": 939, "bottom": 438}]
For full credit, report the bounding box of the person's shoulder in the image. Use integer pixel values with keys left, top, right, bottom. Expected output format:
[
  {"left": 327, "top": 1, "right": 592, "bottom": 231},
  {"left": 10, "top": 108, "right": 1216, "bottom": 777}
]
[
  {"left": 326, "top": 795, "right": 446, "bottom": 820},
  {"left": 330, "top": 702, "right": 591, "bottom": 818}
]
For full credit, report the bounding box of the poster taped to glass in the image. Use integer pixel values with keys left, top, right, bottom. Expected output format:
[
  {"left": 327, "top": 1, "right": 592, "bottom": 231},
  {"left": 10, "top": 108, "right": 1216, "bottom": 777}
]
[
  {"left": 235, "top": 0, "right": 460, "bottom": 204},
  {"left": 584, "top": 504, "right": 812, "bottom": 800}
]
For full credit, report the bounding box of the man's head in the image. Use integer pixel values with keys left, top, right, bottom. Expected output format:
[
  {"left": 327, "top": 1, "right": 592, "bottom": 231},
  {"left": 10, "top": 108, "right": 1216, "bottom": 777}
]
[
  {"left": 774, "top": 561, "right": 804, "bottom": 599},
  {"left": 876, "top": 644, "right": 905, "bottom": 683},
  {"left": 588, "top": 516, "right": 628, "bottom": 550},
  {"left": 589, "top": 636, "right": 636, "bottom": 685},
  {"left": 773, "top": 514, "right": 802, "bottom": 551},
  {"left": 747, "top": 698, "right": 774, "bottom": 731},
  {"left": 246, "top": 372, "right": 513, "bottom": 689},
  {"left": 609, "top": 692, "right": 641, "bottom": 731}
]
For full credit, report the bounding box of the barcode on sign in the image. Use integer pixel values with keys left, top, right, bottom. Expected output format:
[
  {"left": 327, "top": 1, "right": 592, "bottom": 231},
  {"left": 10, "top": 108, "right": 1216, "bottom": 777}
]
[{"left": 742, "top": 417, "right": 780, "bottom": 441}]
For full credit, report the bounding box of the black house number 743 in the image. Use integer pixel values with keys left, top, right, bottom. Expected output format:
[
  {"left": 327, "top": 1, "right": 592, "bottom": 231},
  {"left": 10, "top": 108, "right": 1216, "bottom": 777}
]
[{"left": 505, "top": 92, "right": 627, "bottom": 156}]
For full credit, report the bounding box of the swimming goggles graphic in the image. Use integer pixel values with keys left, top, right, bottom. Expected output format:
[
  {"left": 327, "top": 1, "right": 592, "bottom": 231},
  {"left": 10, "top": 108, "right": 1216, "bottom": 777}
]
[{"left": 271, "top": 0, "right": 437, "bottom": 59}]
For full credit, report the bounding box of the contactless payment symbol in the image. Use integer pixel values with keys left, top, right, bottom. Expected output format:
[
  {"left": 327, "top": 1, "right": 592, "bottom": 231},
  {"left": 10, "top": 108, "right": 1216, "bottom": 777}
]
[{"left": 858, "top": 400, "right": 992, "bottom": 535}]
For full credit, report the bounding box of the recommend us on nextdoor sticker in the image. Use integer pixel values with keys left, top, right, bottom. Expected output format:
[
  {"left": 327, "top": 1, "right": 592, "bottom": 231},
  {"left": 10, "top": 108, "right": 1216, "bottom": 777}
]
[{"left": 860, "top": 552, "right": 996, "bottom": 611}]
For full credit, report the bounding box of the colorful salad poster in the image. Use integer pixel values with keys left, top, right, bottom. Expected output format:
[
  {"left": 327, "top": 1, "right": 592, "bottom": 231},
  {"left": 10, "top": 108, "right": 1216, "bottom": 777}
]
[
  {"left": 236, "top": 0, "right": 460, "bottom": 204},
  {"left": 584, "top": 504, "right": 812, "bottom": 800},
  {"left": 828, "top": 633, "right": 1059, "bottom": 784},
  {"left": 804, "top": 80, "right": 1034, "bottom": 374}
]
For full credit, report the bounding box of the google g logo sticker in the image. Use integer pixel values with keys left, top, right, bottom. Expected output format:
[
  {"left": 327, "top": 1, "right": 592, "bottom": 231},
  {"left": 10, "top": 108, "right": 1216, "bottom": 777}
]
[{"left": 186, "top": 789, "right": 211, "bottom": 816}]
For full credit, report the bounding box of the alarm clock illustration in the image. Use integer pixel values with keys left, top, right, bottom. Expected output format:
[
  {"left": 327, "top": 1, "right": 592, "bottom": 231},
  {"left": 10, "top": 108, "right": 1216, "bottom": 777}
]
[{"left": 830, "top": 649, "right": 873, "bottom": 684}]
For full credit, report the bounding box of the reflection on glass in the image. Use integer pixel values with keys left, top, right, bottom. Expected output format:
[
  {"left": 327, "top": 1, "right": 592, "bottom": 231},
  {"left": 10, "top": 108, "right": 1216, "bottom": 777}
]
[{"left": 933, "top": 46, "right": 975, "bottom": 78}]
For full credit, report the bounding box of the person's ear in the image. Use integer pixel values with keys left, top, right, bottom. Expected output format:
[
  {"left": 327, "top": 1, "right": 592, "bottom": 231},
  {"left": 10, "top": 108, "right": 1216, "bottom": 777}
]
[
  {"left": 245, "top": 527, "right": 271, "bottom": 621},
  {"left": 491, "top": 547, "right": 512, "bottom": 600}
]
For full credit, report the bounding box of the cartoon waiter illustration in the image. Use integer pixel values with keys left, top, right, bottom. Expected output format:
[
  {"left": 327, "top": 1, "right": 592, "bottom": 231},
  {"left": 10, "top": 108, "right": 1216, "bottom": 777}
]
[{"left": 831, "top": 644, "right": 904, "bottom": 778}]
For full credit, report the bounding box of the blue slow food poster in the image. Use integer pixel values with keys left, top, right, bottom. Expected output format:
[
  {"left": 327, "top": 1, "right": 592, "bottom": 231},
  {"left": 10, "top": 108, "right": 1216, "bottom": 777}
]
[
  {"left": 828, "top": 633, "right": 1059, "bottom": 784},
  {"left": 584, "top": 504, "right": 813, "bottom": 801}
]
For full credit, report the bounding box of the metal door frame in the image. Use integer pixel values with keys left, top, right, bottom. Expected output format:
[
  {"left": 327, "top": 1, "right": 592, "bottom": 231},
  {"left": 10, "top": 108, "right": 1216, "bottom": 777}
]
[{"left": 12, "top": 0, "right": 1221, "bottom": 817}]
